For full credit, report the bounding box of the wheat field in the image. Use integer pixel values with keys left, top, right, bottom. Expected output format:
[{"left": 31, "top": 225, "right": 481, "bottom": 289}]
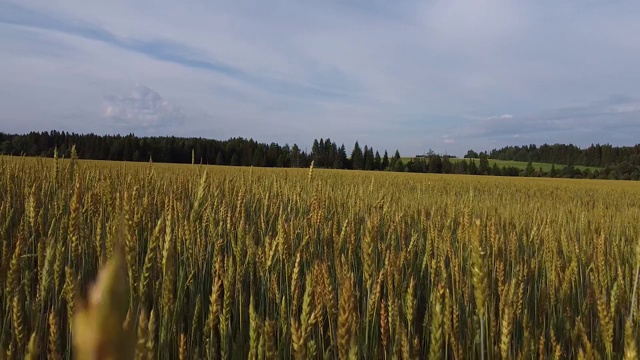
[{"left": 1, "top": 151, "right": 639, "bottom": 359}]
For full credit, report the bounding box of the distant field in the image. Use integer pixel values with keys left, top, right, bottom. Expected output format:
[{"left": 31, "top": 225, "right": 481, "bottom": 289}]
[{"left": 403, "top": 157, "right": 602, "bottom": 172}]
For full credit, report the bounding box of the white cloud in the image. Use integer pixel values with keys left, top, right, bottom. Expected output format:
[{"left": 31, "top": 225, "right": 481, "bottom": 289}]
[
  {"left": 102, "top": 85, "right": 183, "bottom": 128},
  {"left": 2, "top": 0, "right": 640, "bottom": 155},
  {"left": 487, "top": 113, "right": 514, "bottom": 120},
  {"left": 442, "top": 134, "right": 455, "bottom": 144}
]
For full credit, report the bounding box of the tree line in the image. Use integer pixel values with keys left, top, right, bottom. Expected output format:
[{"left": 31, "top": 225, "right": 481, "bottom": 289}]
[
  {"left": 2, "top": 131, "right": 640, "bottom": 180},
  {"left": 464, "top": 143, "right": 640, "bottom": 180},
  {"left": 0, "top": 131, "right": 406, "bottom": 171},
  {"left": 473, "top": 143, "right": 640, "bottom": 168}
]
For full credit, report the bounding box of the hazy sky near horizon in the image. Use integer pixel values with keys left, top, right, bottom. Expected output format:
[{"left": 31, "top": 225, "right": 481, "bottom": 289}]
[{"left": 1, "top": 0, "right": 640, "bottom": 156}]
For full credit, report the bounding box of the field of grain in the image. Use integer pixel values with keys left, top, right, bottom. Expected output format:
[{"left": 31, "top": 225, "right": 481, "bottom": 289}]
[{"left": 1, "top": 152, "right": 639, "bottom": 359}]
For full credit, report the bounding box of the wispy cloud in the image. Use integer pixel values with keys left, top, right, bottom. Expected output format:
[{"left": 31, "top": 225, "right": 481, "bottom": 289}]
[
  {"left": 0, "top": 2, "right": 359, "bottom": 102},
  {"left": 1, "top": 0, "right": 640, "bottom": 156}
]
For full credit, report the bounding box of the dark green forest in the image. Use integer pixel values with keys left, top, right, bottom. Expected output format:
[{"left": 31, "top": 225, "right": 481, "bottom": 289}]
[
  {"left": 474, "top": 143, "right": 640, "bottom": 167},
  {"left": 2, "top": 131, "right": 640, "bottom": 180}
]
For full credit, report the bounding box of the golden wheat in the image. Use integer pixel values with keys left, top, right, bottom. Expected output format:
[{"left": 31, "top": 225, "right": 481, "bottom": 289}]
[{"left": 1, "top": 156, "right": 640, "bottom": 358}]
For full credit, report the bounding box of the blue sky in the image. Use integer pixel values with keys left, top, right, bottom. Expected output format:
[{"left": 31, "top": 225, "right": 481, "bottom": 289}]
[{"left": 1, "top": 0, "right": 640, "bottom": 156}]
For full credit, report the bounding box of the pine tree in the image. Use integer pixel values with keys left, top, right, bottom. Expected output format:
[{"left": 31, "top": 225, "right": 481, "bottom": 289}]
[
  {"left": 364, "top": 146, "right": 374, "bottom": 170},
  {"left": 312, "top": 139, "right": 322, "bottom": 167},
  {"left": 374, "top": 151, "right": 382, "bottom": 170},
  {"left": 391, "top": 150, "right": 403, "bottom": 172},
  {"left": 468, "top": 160, "right": 479, "bottom": 175},
  {"left": 442, "top": 156, "right": 452, "bottom": 174},
  {"left": 524, "top": 161, "right": 535, "bottom": 177},
  {"left": 428, "top": 155, "right": 443, "bottom": 173},
  {"left": 291, "top": 144, "right": 301, "bottom": 167},
  {"left": 335, "top": 144, "right": 348, "bottom": 169},
  {"left": 382, "top": 151, "right": 390, "bottom": 170},
  {"left": 215, "top": 152, "right": 225, "bottom": 165},
  {"left": 327, "top": 141, "right": 337, "bottom": 168},
  {"left": 478, "top": 153, "right": 490, "bottom": 175},
  {"left": 351, "top": 141, "right": 364, "bottom": 170},
  {"left": 492, "top": 163, "right": 500, "bottom": 176},
  {"left": 230, "top": 153, "right": 240, "bottom": 166}
]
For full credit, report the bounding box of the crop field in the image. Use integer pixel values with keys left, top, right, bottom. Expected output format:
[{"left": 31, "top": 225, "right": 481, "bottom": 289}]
[{"left": 1, "top": 153, "right": 639, "bottom": 359}]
